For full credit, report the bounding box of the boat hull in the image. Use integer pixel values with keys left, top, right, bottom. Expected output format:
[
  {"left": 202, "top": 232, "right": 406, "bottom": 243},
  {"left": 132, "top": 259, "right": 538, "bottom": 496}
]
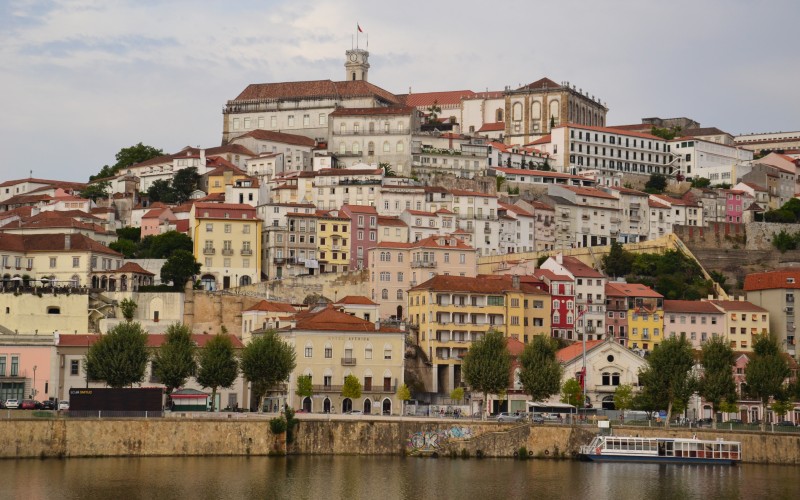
[{"left": 579, "top": 453, "right": 738, "bottom": 466}]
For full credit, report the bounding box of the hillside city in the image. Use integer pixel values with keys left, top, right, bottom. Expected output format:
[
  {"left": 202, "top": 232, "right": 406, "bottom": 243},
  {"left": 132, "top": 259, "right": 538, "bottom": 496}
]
[{"left": 2, "top": 46, "right": 800, "bottom": 427}]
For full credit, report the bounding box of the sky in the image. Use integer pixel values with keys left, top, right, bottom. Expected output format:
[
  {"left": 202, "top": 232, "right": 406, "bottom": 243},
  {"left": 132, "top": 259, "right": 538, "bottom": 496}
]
[{"left": 1, "top": 0, "right": 798, "bottom": 183}]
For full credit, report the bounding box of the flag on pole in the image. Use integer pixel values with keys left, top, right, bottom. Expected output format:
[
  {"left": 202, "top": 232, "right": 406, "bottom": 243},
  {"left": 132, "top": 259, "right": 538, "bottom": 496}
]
[{"left": 357, "top": 23, "right": 363, "bottom": 33}]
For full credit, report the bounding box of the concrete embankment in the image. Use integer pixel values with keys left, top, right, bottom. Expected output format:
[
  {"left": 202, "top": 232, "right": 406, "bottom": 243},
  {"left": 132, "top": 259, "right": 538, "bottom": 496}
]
[{"left": 2, "top": 418, "right": 800, "bottom": 464}]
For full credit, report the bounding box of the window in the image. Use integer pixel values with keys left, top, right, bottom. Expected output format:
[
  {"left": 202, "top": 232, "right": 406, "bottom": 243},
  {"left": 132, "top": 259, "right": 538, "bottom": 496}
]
[
  {"left": 304, "top": 343, "right": 313, "bottom": 358},
  {"left": 384, "top": 346, "right": 392, "bottom": 359},
  {"left": 396, "top": 289, "right": 403, "bottom": 300},
  {"left": 0, "top": 357, "right": 5, "bottom": 376},
  {"left": 382, "top": 289, "right": 389, "bottom": 299},
  {"left": 224, "top": 224, "right": 231, "bottom": 233},
  {"left": 50, "top": 257, "right": 57, "bottom": 268},
  {"left": 325, "top": 345, "right": 332, "bottom": 358},
  {"left": 10, "top": 356, "right": 19, "bottom": 377},
  {"left": 70, "top": 359, "right": 79, "bottom": 376}
]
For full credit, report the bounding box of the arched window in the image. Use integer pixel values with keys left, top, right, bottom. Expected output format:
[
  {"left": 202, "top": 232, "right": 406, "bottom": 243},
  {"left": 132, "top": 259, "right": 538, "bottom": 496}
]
[
  {"left": 531, "top": 101, "right": 541, "bottom": 119},
  {"left": 549, "top": 100, "right": 559, "bottom": 122},
  {"left": 368, "top": 141, "right": 375, "bottom": 155},
  {"left": 382, "top": 289, "right": 389, "bottom": 299},
  {"left": 512, "top": 102, "right": 523, "bottom": 121},
  {"left": 396, "top": 141, "right": 404, "bottom": 152},
  {"left": 339, "top": 142, "right": 347, "bottom": 154},
  {"left": 383, "top": 141, "right": 390, "bottom": 153},
  {"left": 553, "top": 299, "right": 560, "bottom": 309},
  {"left": 397, "top": 253, "right": 403, "bottom": 262},
  {"left": 496, "top": 108, "right": 504, "bottom": 122},
  {"left": 304, "top": 341, "right": 313, "bottom": 358},
  {"left": 353, "top": 142, "right": 361, "bottom": 154}
]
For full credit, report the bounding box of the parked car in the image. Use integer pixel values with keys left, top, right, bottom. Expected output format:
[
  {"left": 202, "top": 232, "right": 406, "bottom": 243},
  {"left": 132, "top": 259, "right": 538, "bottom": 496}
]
[
  {"left": 697, "top": 418, "right": 714, "bottom": 427},
  {"left": 776, "top": 420, "right": 796, "bottom": 427},
  {"left": 529, "top": 414, "right": 545, "bottom": 424},
  {"left": 41, "top": 400, "right": 56, "bottom": 410},
  {"left": 4, "top": 399, "right": 20, "bottom": 409},
  {"left": 58, "top": 400, "right": 70, "bottom": 411},
  {"left": 496, "top": 412, "right": 524, "bottom": 423},
  {"left": 20, "top": 400, "right": 41, "bottom": 410},
  {"left": 727, "top": 419, "right": 744, "bottom": 425}
]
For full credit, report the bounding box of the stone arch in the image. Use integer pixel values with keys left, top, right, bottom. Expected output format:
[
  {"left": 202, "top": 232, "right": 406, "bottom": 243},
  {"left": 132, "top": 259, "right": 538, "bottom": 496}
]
[
  {"left": 363, "top": 398, "right": 372, "bottom": 414},
  {"left": 549, "top": 99, "right": 560, "bottom": 122},
  {"left": 382, "top": 398, "right": 392, "bottom": 415},
  {"left": 530, "top": 101, "right": 541, "bottom": 119},
  {"left": 495, "top": 108, "right": 504, "bottom": 122},
  {"left": 512, "top": 102, "right": 523, "bottom": 121},
  {"left": 302, "top": 397, "right": 312, "bottom": 413}
]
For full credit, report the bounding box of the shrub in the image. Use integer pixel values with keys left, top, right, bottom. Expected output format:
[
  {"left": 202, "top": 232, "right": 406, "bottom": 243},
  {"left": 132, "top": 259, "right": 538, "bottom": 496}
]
[
  {"left": 518, "top": 446, "right": 529, "bottom": 460},
  {"left": 269, "top": 416, "right": 287, "bottom": 434}
]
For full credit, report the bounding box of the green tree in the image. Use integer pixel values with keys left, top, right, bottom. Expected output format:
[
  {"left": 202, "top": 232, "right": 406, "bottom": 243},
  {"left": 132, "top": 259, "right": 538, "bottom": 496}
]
[
  {"left": 147, "top": 179, "right": 175, "bottom": 203},
  {"left": 240, "top": 330, "right": 297, "bottom": 413},
  {"left": 519, "top": 335, "right": 562, "bottom": 403},
  {"left": 496, "top": 175, "right": 506, "bottom": 192},
  {"left": 119, "top": 298, "right": 138, "bottom": 322},
  {"left": 698, "top": 336, "right": 736, "bottom": 429},
  {"left": 602, "top": 241, "right": 634, "bottom": 278},
  {"left": 152, "top": 323, "right": 197, "bottom": 403},
  {"left": 771, "top": 398, "right": 794, "bottom": 423},
  {"left": 462, "top": 330, "right": 512, "bottom": 420},
  {"left": 550, "top": 115, "right": 555, "bottom": 130},
  {"left": 147, "top": 231, "right": 193, "bottom": 259},
  {"left": 637, "top": 336, "right": 696, "bottom": 428},
  {"left": 644, "top": 173, "right": 667, "bottom": 194},
  {"left": 771, "top": 230, "right": 799, "bottom": 253},
  {"left": 196, "top": 334, "right": 239, "bottom": 412},
  {"left": 764, "top": 210, "right": 796, "bottom": 223},
  {"left": 79, "top": 181, "right": 111, "bottom": 201},
  {"left": 109, "top": 238, "right": 138, "bottom": 258},
  {"left": 342, "top": 374, "right": 362, "bottom": 401},
  {"left": 613, "top": 384, "right": 634, "bottom": 421},
  {"left": 379, "top": 162, "right": 396, "bottom": 177},
  {"left": 450, "top": 387, "right": 464, "bottom": 403},
  {"left": 90, "top": 142, "right": 164, "bottom": 181},
  {"left": 397, "top": 384, "right": 411, "bottom": 403},
  {"left": 426, "top": 100, "right": 442, "bottom": 123},
  {"left": 84, "top": 322, "right": 149, "bottom": 388},
  {"left": 161, "top": 250, "right": 201, "bottom": 290},
  {"left": 116, "top": 227, "right": 141, "bottom": 242},
  {"left": 650, "top": 126, "right": 682, "bottom": 140},
  {"left": 296, "top": 374, "right": 313, "bottom": 399},
  {"left": 745, "top": 334, "right": 790, "bottom": 431},
  {"left": 560, "top": 378, "right": 583, "bottom": 407},
  {"left": 172, "top": 167, "right": 201, "bottom": 203},
  {"left": 690, "top": 177, "right": 711, "bottom": 188}
]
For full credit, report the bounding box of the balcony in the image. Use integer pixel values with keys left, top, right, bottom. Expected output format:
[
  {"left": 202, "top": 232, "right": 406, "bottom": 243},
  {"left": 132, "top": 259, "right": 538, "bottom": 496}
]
[
  {"left": 203, "top": 247, "right": 216, "bottom": 255},
  {"left": 364, "top": 385, "right": 397, "bottom": 393},
  {"left": 581, "top": 215, "right": 590, "bottom": 220},
  {"left": 312, "top": 384, "right": 342, "bottom": 393},
  {"left": 341, "top": 357, "right": 357, "bottom": 366},
  {"left": 411, "top": 261, "right": 437, "bottom": 268},
  {"left": 221, "top": 248, "right": 234, "bottom": 256},
  {"left": 483, "top": 227, "right": 491, "bottom": 234},
  {"left": 273, "top": 257, "right": 295, "bottom": 265},
  {"left": 610, "top": 217, "right": 621, "bottom": 223},
  {"left": 240, "top": 249, "right": 253, "bottom": 256},
  {"left": 332, "top": 245, "right": 342, "bottom": 251}
]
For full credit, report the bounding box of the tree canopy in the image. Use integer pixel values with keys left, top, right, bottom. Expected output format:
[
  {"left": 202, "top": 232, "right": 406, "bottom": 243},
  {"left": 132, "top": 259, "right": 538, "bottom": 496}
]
[
  {"left": 342, "top": 374, "right": 362, "bottom": 400},
  {"left": 152, "top": 323, "right": 197, "bottom": 399},
  {"left": 637, "top": 336, "right": 696, "bottom": 428},
  {"left": 119, "top": 298, "right": 138, "bottom": 321},
  {"left": 560, "top": 378, "right": 583, "bottom": 407},
  {"left": 147, "top": 167, "right": 200, "bottom": 204},
  {"left": 518, "top": 335, "right": 562, "bottom": 403},
  {"left": 613, "top": 384, "right": 634, "bottom": 419},
  {"left": 462, "top": 329, "right": 511, "bottom": 419},
  {"left": 644, "top": 173, "right": 668, "bottom": 194},
  {"left": 240, "top": 330, "right": 297, "bottom": 413},
  {"left": 745, "top": 334, "right": 790, "bottom": 431},
  {"left": 296, "top": 374, "right": 313, "bottom": 398},
  {"left": 698, "top": 336, "right": 736, "bottom": 429},
  {"left": 85, "top": 322, "right": 150, "bottom": 388},
  {"left": 79, "top": 181, "right": 111, "bottom": 201},
  {"left": 160, "top": 250, "right": 201, "bottom": 290},
  {"left": 90, "top": 143, "right": 164, "bottom": 181},
  {"left": 196, "top": 334, "right": 239, "bottom": 412}
]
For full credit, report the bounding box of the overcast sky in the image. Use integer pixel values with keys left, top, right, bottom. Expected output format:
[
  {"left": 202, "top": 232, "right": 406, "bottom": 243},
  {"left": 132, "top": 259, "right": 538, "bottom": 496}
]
[{"left": 1, "top": 0, "right": 798, "bottom": 183}]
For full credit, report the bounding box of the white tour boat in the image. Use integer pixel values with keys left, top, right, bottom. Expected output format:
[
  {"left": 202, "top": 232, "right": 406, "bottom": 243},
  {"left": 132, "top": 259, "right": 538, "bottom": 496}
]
[{"left": 579, "top": 435, "right": 741, "bottom": 465}]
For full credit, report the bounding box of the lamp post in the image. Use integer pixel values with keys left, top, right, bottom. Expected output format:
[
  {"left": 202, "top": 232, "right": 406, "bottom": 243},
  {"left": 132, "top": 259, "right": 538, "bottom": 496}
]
[{"left": 32, "top": 365, "right": 37, "bottom": 400}]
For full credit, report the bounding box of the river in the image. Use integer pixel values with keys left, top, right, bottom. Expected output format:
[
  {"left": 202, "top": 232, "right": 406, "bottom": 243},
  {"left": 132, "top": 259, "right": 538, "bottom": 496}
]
[{"left": 3, "top": 456, "right": 799, "bottom": 499}]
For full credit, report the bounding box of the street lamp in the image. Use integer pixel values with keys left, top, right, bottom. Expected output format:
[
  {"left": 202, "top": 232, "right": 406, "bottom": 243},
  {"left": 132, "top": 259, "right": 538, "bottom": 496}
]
[{"left": 32, "top": 365, "right": 37, "bottom": 400}]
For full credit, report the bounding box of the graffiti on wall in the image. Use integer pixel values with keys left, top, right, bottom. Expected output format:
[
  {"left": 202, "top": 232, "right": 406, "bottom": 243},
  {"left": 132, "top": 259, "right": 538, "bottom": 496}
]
[{"left": 407, "top": 427, "right": 473, "bottom": 452}]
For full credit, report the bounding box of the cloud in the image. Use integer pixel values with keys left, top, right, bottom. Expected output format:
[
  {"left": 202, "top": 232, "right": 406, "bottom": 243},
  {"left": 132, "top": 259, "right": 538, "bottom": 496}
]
[{"left": 0, "top": 0, "right": 798, "bottom": 182}]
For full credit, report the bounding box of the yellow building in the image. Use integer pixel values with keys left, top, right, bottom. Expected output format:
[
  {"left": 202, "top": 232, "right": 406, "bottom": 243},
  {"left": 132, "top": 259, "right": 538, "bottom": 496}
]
[
  {"left": 708, "top": 299, "right": 770, "bottom": 352},
  {"left": 191, "top": 202, "right": 261, "bottom": 290},
  {"left": 205, "top": 159, "right": 249, "bottom": 195},
  {"left": 408, "top": 274, "right": 550, "bottom": 394},
  {"left": 317, "top": 210, "right": 350, "bottom": 274},
  {"left": 275, "top": 304, "right": 406, "bottom": 415},
  {"left": 606, "top": 282, "right": 664, "bottom": 352}
]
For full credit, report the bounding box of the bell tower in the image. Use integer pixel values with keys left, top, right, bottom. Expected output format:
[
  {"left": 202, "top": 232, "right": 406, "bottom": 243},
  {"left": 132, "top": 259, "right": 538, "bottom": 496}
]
[{"left": 345, "top": 49, "right": 370, "bottom": 82}]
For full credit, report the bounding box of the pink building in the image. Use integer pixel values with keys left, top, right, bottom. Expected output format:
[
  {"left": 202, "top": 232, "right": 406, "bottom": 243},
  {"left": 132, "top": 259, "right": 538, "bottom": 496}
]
[
  {"left": 663, "top": 300, "right": 725, "bottom": 348},
  {"left": 141, "top": 205, "right": 177, "bottom": 237},
  {"left": 340, "top": 204, "right": 378, "bottom": 270},
  {"left": 722, "top": 190, "right": 751, "bottom": 223},
  {"left": 0, "top": 335, "right": 55, "bottom": 403}
]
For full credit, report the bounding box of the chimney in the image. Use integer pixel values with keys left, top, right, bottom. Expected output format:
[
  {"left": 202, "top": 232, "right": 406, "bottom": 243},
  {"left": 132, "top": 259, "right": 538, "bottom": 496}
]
[
  {"left": 374, "top": 320, "right": 380, "bottom": 331},
  {"left": 512, "top": 275, "right": 520, "bottom": 290},
  {"left": 64, "top": 234, "right": 71, "bottom": 250},
  {"left": 556, "top": 253, "right": 563, "bottom": 264}
]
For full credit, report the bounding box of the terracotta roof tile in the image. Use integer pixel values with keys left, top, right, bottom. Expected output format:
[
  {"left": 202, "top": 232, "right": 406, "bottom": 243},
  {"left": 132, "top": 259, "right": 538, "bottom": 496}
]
[
  {"left": 402, "top": 90, "right": 476, "bottom": 107},
  {"left": 556, "top": 339, "right": 604, "bottom": 363},
  {"left": 335, "top": 295, "right": 378, "bottom": 306},
  {"left": 605, "top": 282, "right": 662, "bottom": 298},
  {"left": 289, "top": 304, "right": 400, "bottom": 332},
  {"left": 663, "top": 300, "right": 723, "bottom": 314},
  {"left": 707, "top": 300, "right": 768, "bottom": 313},
  {"left": 743, "top": 270, "right": 800, "bottom": 291},
  {"left": 234, "top": 129, "right": 317, "bottom": 148},
  {"left": 232, "top": 80, "right": 400, "bottom": 106},
  {"left": 244, "top": 300, "right": 297, "bottom": 313}
]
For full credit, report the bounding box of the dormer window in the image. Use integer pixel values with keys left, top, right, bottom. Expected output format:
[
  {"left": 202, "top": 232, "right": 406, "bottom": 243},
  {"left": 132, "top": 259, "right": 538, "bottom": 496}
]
[{"left": 788, "top": 278, "right": 795, "bottom": 284}]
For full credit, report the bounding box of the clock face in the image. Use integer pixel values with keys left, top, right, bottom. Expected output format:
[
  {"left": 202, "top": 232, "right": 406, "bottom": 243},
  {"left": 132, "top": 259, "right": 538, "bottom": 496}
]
[{"left": 350, "top": 53, "right": 359, "bottom": 62}]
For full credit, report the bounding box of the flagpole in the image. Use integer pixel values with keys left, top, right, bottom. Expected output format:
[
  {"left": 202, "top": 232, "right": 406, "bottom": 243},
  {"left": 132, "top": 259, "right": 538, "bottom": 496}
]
[{"left": 356, "top": 22, "right": 359, "bottom": 49}]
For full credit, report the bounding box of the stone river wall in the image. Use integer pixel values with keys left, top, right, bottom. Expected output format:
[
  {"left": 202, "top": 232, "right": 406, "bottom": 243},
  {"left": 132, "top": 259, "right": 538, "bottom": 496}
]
[{"left": 2, "top": 418, "right": 800, "bottom": 464}]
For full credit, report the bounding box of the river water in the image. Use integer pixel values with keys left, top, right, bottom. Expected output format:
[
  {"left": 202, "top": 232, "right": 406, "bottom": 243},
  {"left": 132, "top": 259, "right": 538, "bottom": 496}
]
[{"left": 2, "top": 455, "right": 799, "bottom": 500}]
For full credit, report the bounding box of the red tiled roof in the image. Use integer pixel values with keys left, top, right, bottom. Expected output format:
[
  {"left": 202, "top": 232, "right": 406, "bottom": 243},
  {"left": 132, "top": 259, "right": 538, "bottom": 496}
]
[
  {"left": 403, "top": 90, "right": 477, "bottom": 108},
  {"left": 605, "top": 282, "right": 662, "bottom": 298},
  {"left": 648, "top": 199, "right": 670, "bottom": 209},
  {"left": 663, "top": 300, "right": 723, "bottom": 314},
  {"left": 289, "top": 304, "right": 400, "bottom": 332},
  {"left": 335, "top": 295, "right": 378, "bottom": 306},
  {"left": 560, "top": 256, "right": 605, "bottom": 278},
  {"left": 556, "top": 340, "right": 603, "bottom": 363},
  {"left": 707, "top": 300, "right": 768, "bottom": 313},
  {"left": 743, "top": 270, "right": 800, "bottom": 291},
  {"left": 532, "top": 269, "right": 573, "bottom": 282},
  {"left": 410, "top": 274, "right": 545, "bottom": 295},
  {"left": 244, "top": 300, "right": 297, "bottom": 313},
  {"left": 507, "top": 337, "right": 525, "bottom": 357},
  {"left": 554, "top": 123, "right": 663, "bottom": 141},
  {"left": 104, "top": 262, "right": 155, "bottom": 275},
  {"left": 232, "top": 79, "right": 400, "bottom": 106},
  {"left": 341, "top": 204, "right": 378, "bottom": 214},
  {"left": 0, "top": 177, "right": 87, "bottom": 189},
  {"left": 527, "top": 135, "right": 551, "bottom": 146},
  {"left": 193, "top": 202, "right": 257, "bottom": 219},
  {"left": 478, "top": 122, "right": 505, "bottom": 132},
  {"left": 57, "top": 334, "right": 243, "bottom": 348},
  {"left": 0, "top": 233, "right": 120, "bottom": 255},
  {"left": 518, "top": 78, "right": 560, "bottom": 91},
  {"left": 491, "top": 167, "right": 586, "bottom": 181},
  {"left": 558, "top": 185, "right": 617, "bottom": 200},
  {"left": 377, "top": 216, "right": 407, "bottom": 227},
  {"left": 235, "top": 129, "right": 317, "bottom": 148}
]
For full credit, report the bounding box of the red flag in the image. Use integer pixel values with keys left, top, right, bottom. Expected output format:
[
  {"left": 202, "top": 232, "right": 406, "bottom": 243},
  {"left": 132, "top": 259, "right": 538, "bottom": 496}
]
[{"left": 357, "top": 24, "right": 363, "bottom": 33}]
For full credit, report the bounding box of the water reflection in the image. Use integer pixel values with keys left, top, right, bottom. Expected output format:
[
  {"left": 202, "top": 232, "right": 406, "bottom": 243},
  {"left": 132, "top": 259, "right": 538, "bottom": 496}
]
[{"left": 2, "top": 456, "right": 798, "bottom": 500}]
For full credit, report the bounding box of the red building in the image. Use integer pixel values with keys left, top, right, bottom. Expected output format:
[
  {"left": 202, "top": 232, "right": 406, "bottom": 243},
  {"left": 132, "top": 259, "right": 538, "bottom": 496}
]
[
  {"left": 340, "top": 204, "right": 378, "bottom": 270},
  {"left": 533, "top": 268, "right": 576, "bottom": 340}
]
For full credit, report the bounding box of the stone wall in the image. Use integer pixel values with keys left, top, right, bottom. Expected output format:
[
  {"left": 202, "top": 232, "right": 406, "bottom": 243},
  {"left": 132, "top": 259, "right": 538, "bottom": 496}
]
[
  {"left": 183, "top": 289, "right": 263, "bottom": 335},
  {"left": 673, "top": 223, "right": 747, "bottom": 250},
  {"left": 0, "top": 419, "right": 281, "bottom": 459}
]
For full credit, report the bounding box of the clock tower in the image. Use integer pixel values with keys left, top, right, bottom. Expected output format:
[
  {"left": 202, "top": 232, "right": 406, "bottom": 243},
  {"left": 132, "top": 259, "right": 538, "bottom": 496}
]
[{"left": 345, "top": 48, "right": 370, "bottom": 82}]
